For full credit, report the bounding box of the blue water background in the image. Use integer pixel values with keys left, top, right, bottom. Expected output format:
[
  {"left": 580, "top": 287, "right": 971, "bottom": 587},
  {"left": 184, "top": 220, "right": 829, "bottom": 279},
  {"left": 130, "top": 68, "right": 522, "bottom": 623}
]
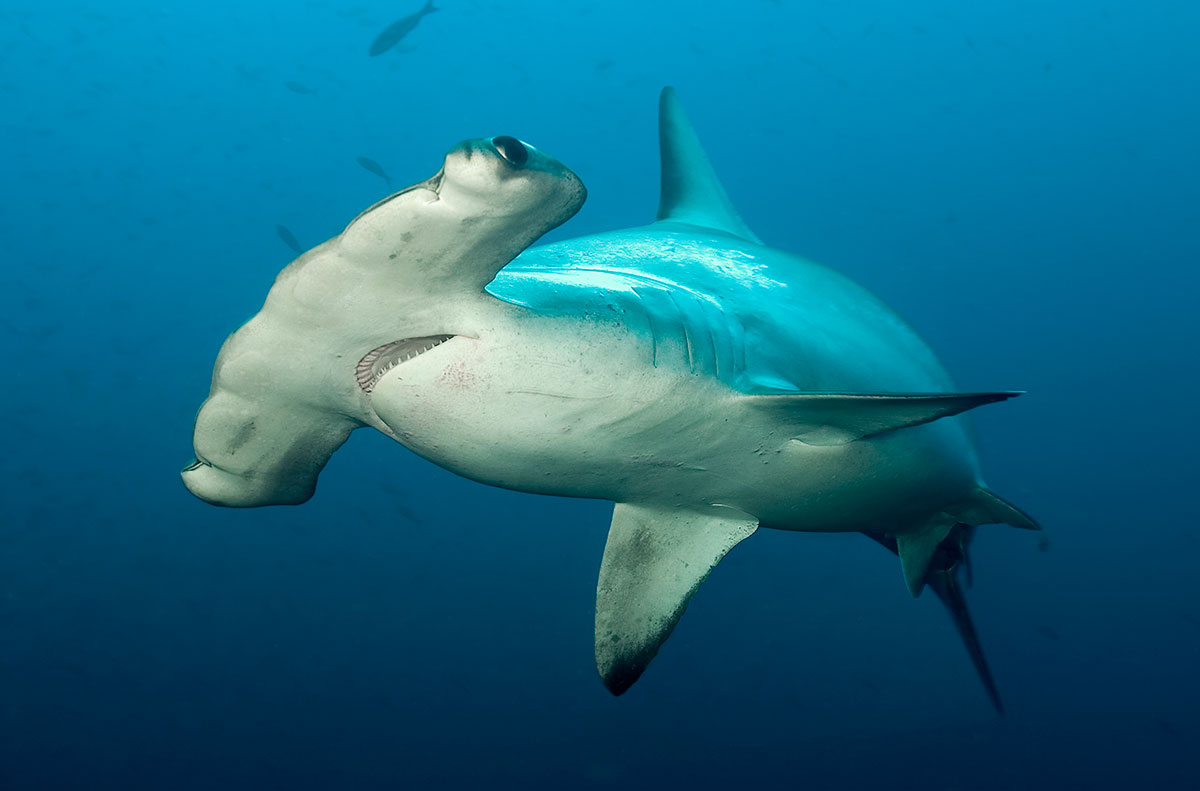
[{"left": 2, "top": 1, "right": 1197, "bottom": 787}]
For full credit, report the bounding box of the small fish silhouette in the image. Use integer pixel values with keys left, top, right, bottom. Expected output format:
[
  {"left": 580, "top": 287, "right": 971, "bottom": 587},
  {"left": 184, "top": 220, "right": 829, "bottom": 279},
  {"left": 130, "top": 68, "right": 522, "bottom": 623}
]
[
  {"left": 275, "top": 225, "right": 304, "bottom": 254},
  {"left": 284, "top": 81, "right": 317, "bottom": 95},
  {"left": 356, "top": 156, "right": 392, "bottom": 186},
  {"left": 369, "top": 0, "right": 438, "bottom": 57}
]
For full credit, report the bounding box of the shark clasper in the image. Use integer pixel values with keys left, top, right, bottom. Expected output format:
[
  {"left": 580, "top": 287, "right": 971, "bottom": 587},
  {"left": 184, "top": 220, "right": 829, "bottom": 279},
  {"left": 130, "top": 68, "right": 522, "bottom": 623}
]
[{"left": 184, "top": 89, "right": 1038, "bottom": 708}]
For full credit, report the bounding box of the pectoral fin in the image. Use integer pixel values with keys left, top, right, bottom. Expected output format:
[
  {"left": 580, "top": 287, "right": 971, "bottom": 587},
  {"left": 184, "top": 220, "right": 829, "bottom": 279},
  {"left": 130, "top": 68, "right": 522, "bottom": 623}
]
[
  {"left": 595, "top": 502, "right": 758, "bottom": 695},
  {"left": 743, "top": 392, "right": 1022, "bottom": 446}
]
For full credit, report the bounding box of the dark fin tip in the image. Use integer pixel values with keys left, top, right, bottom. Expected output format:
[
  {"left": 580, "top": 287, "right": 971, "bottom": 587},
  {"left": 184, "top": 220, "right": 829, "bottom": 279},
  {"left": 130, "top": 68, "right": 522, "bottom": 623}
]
[
  {"left": 602, "top": 661, "right": 644, "bottom": 697},
  {"left": 601, "top": 640, "right": 661, "bottom": 696}
]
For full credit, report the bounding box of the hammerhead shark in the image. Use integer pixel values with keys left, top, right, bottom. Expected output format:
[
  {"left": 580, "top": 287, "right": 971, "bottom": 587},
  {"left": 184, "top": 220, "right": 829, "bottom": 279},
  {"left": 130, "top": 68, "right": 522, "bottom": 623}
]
[{"left": 183, "top": 88, "right": 1037, "bottom": 708}]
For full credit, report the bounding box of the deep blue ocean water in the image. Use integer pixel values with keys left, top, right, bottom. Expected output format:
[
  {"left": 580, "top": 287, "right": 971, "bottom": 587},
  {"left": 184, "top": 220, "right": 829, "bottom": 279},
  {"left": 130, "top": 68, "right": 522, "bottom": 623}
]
[{"left": 2, "top": 1, "right": 1197, "bottom": 788}]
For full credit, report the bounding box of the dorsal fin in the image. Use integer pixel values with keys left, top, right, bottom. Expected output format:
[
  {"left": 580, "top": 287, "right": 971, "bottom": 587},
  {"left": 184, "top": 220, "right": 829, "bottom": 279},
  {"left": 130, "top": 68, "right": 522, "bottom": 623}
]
[{"left": 656, "top": 87, "right": 761, "bottom": 243}]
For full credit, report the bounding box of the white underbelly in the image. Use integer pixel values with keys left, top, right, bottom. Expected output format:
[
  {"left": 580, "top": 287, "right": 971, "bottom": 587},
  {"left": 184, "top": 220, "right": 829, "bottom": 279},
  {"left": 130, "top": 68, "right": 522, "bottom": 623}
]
[{"left": 364, "top": 330, "right": 981, "bottom": 533}]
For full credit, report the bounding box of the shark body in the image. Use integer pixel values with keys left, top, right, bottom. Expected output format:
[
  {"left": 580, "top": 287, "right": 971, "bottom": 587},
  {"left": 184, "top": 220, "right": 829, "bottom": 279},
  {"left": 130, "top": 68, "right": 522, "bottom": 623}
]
[{"left": 184, "top": 90, "right": 1037, "bottom": 704}]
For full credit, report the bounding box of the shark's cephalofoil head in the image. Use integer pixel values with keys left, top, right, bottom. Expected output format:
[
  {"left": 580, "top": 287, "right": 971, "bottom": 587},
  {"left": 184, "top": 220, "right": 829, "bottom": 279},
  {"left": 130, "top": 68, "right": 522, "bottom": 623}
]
[
  {"left": 336, "top": 136, "right": 586, "bottom": 295},
  {"left": 491, "top": 135, "right": 529, "bottom": 165},
  {"left": 437, "top": 135, "right": 586, "bottom": 235}
]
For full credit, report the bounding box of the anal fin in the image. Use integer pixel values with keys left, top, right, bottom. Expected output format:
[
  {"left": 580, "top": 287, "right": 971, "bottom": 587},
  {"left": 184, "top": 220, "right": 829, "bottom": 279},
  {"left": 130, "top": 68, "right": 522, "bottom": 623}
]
[
  {"left": 595, "top": 502, "right": 758, "bottom": 695},
  {"left": 895, "top": 516, "right": 957, "bottom": 596},
  {"left": 866, "top": 527, "right": 1005, "bottom": 714}
]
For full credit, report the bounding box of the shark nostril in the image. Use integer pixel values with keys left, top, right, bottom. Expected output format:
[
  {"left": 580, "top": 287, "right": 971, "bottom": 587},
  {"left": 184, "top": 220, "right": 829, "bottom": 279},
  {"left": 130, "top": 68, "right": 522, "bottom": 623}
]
[{"left": 493, "top": 136, "right": 529, "bottom": 166}]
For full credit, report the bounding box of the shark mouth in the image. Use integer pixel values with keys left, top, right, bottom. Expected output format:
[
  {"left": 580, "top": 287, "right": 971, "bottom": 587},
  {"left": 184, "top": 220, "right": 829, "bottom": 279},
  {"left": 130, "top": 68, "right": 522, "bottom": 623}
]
[{"left": 356, "top": 335, "right": 455, "bottom": 393}]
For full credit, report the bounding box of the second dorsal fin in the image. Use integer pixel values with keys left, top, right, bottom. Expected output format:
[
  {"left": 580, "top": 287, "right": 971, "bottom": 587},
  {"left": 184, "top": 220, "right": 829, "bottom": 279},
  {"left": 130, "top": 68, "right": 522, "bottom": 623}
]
[{"left": 656, "top": 87, "right": 761, "bottom": 243}]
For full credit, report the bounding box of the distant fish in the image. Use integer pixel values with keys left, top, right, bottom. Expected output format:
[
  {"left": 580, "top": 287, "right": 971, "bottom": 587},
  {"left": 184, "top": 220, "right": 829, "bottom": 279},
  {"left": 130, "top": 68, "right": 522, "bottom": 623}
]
[
  {"left": 356, "top": 156, "right": 392, "bottom": 186},
  {"left": 275, "top": 225, "right": 304, "bottom": 254},
  {"left": 284, "top": 81, "right": 317, "bottom": 95},
  {"left": 369, "top": 0, "right": 438, "bottom": 57}
]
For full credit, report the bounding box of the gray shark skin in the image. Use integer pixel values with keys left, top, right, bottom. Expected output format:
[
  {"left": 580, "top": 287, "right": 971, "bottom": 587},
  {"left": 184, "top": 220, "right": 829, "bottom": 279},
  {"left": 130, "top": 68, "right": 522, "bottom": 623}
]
[{"left": 183, "top": 89, "right": 1038, "bottom": 706}]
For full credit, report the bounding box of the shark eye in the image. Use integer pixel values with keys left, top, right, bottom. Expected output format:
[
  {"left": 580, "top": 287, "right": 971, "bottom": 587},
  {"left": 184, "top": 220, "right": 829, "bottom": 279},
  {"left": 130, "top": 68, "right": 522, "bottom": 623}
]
[{"left": 493, "top": 136, "right": 529, "bottom": 166}]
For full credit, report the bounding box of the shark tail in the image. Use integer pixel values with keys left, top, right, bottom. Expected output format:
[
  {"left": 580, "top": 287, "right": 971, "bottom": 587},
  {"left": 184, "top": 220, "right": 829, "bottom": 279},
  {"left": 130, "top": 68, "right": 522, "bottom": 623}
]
[
  {"left": 873, "top": 487, "right": 1040, "bottom": 713},
  {"left": 949, "top": 487, "right": 1040, "bottom": 531},
  {"left": 896, "top": 487, "right": 1040, "bottom": 595},
  {"left": 867, "top": 525, "right": 1005, "bottom": 714},
  {"left": 924, "top": 528, "right": 1006, "bottom": 714}
]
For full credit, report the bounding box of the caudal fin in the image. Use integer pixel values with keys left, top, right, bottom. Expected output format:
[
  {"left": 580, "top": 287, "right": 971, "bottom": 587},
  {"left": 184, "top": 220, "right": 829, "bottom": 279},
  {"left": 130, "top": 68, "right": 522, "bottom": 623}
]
[
  {"left": 873, "top": 487, "right": 1039, "bottom": 711},
  {"left": 866, "top": 524, "right": 1005, "bottom": 714},
  {"left": 949, "top": 487, "right": 1041, "bottom": 531},
  {"left": 924, "top": 532, "right": 1005, "bottom": 714},
  {"left": 895, "top": 487, "right": 1040, "bottom": 596}
]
